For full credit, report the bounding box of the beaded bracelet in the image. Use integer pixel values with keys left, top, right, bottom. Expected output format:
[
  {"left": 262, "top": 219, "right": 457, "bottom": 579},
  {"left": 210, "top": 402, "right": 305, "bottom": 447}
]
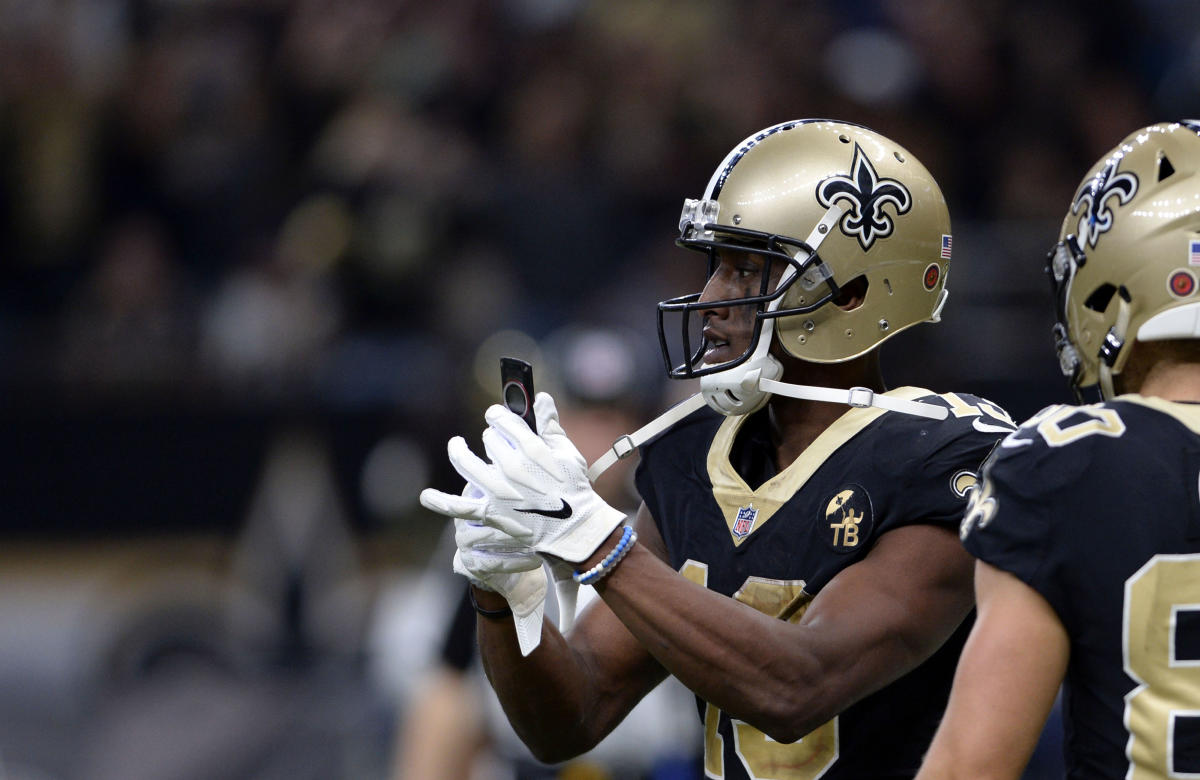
[
  {"left": 573, "top": 526, "right": 637, "bottom": 586},
  {"left": 468, "top": 585, "right": 514, "bottom": 619}
]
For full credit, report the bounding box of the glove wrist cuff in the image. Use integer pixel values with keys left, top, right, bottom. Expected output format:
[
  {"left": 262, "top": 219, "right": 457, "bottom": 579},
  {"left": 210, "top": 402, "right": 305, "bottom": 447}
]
[{"left": 573, "top": 526, "right": 637, "bottom": 585}]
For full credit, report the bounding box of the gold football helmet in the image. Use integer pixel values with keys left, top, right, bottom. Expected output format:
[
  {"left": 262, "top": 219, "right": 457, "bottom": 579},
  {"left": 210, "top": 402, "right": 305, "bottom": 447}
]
[
  {"left": 657, "top": 119, "right": 953, "bottom": 414},
  {"left": 1048, "top": 120, "right": 1200, "bottom": 400},
  {"left": 657, "top": 118, "right": 945, "bottom": 381}
]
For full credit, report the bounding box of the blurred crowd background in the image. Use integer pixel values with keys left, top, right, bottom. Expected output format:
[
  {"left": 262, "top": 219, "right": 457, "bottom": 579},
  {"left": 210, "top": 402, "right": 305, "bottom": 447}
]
[{"left": 0, "top": 0, "right": 1196, "bottom": 778}]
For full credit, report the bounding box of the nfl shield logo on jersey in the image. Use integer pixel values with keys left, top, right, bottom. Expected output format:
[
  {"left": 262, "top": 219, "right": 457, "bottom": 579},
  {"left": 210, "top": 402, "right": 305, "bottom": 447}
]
[{"left": 732, "top": 505, "right": 759, "bottom": 539}]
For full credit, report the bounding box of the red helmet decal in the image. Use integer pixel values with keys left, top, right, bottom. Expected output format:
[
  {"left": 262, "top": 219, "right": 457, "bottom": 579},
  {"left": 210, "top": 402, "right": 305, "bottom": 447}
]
[
  {"left": 923, "top": 263, "right": 941, "bottom": 291},
  {"left": 1169, "top": 269, "right": 1197, "bottom": 298}
]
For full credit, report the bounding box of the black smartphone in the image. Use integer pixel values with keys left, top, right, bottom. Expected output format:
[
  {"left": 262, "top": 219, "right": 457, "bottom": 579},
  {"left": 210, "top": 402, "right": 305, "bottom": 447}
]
[{"left": 500, "top": 357, "right": 537, "bottom": 433}]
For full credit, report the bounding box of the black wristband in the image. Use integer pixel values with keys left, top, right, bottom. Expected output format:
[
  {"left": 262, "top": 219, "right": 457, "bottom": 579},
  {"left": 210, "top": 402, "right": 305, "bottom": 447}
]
[{"left": 468, "top": 585, "right": 513, "bottom": 619}]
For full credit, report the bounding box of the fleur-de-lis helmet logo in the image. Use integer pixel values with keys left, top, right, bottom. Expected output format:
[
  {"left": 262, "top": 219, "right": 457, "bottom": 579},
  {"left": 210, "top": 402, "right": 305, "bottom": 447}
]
[
  {"left": 817, "top": 143, "right": 912, "bottom": 250},
  {"left": 1072, "top": 156, "right": 1139, "bottom": 249}
]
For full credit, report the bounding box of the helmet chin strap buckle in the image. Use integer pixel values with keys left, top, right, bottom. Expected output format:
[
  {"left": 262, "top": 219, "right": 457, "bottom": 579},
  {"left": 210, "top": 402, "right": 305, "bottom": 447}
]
[
  {"left": 586, "top": 393, "right": 709, "bottom": 482},
  {"left": 846, "top": 386, "right": 875, "bottom": 408},
  {"left": 610, "top": 434, "right": 637, "bottom": 460}
]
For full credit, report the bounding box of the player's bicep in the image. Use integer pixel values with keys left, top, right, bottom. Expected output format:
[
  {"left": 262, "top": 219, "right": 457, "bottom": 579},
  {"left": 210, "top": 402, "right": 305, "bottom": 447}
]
[
  {"left": 804, "top": 523, "right": 976, "bottom": 655},
  {"left": 797, "top": 524, "right": 974, "bottom": 706},
  {"left": 920, "top": 561, "right": 1069, "bottom": 779}
]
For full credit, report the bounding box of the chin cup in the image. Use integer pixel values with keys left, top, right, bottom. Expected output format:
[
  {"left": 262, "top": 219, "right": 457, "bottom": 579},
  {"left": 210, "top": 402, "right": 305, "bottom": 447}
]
[{"left": 699, "top": 352, "right": 783, "bottom": 416}]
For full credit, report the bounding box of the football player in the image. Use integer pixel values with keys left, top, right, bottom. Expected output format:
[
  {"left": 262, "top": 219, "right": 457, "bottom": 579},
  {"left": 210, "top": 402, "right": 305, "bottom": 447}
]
[
  {"left": 422, "top": 120, "right": 1015, "bottom": 778},
  {"left": 917, "top": 121, "right": 1200, "bottom": 779}
]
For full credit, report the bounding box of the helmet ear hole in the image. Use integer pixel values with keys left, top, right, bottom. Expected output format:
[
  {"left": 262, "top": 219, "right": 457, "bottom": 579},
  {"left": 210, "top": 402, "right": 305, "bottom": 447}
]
[
  {"left": 1158, "top": 154, "right": 1176, "bottom": 181},
  {"left": 833, "top": 275, "right": 869, "bottom": 311},
  {"left": 1084, "top": 283, "right": 1118, "bottom": 313}
]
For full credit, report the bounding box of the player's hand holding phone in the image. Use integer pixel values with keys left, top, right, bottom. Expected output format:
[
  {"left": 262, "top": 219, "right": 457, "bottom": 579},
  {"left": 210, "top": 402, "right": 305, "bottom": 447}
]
[{"left": 421, "top": 391, "right": 626, "bottom": 564}]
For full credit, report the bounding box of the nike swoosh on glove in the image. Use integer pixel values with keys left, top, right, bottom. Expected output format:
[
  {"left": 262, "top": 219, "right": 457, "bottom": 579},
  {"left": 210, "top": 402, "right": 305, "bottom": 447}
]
[
  {"left": 453, "top": 515, "right": 546, "bottom": 656},
  {"left": 420, "top": 392, "right": 626, "bottom": 563}
]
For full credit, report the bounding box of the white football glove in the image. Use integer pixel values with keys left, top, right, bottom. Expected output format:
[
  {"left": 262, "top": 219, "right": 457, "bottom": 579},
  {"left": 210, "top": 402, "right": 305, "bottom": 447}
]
[
  {"left": 420, "top": 392, "right": 626, "bottom": 563},
  {"left": 452, "top": 513, "right": 546, "bottom": 656}
]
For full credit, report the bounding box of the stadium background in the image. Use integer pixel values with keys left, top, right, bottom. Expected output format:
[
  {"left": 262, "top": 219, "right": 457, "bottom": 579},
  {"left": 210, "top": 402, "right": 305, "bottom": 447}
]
[{"left": 0, "top": 0, "right": 1194, "bottom": 777}]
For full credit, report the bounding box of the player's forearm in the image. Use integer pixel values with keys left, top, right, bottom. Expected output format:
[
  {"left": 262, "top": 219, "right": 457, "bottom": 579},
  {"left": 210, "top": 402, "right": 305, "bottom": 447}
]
[
  {"left": 915, "top": 690, "right": 1045, "bottom": 780},
  {"left": 470, "top": 588, "right": 614, "bottom": 763},
  {"left": 916, "top": 563, "right": 1067, "bottom": 780},
  {"left": 592, "top": 545, "right": 837, "bottom": 742},
  {"left": 916, "top": 741, "right": 1026, "bottom": 780}
]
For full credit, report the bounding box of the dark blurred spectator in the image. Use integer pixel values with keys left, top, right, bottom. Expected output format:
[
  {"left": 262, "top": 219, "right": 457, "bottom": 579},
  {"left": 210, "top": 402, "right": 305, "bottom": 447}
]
[
  {"left": 55, "top": 214, "right": 198, "bottom": 401},
  {"left": 198, "top": 217, "right": 343, "bottom": 401},
  {"left": 0, "top": 0, "right": 1186, "bottom": 412}
]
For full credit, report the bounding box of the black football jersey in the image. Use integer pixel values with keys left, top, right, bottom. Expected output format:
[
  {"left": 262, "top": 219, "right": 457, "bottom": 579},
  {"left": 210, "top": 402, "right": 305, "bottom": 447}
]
[
  {"left": 962, "top": 396, "right": 1200, "bottom": 779},
  {"left": 635, "top": 386, "right": 1013, "bottom": 780}
]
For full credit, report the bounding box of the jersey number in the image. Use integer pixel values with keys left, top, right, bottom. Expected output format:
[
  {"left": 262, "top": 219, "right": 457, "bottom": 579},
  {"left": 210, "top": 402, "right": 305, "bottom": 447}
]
[
  {"left": 1124, "top": 554, "right": 1200, "bottom": 778},
  {"left": 942, "top": 392, "right": 1016, "bottom": 429},
  {"left": 681, "top": 560, "right": 837, "bottom": 779},
  {"left": 1026, "top": 404, "right": 1126, "bottom": 447}
]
